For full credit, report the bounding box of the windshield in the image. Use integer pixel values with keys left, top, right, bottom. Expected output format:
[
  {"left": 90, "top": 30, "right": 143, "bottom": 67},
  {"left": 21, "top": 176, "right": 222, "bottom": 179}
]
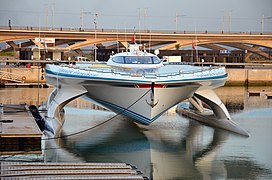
[{"left": 112, "top": 56, "right": 161, "bottom": 64}]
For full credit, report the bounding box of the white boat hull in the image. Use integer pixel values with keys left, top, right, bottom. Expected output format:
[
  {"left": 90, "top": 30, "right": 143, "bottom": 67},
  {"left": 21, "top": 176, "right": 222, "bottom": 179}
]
[
  {"left": 45, "top": 64, "right": 227, "bottom": 125},
  {"left": 44, "top": 45, "right": 249, "bottom": 136},
  {"left": 82, "top": 84, "right": 200, "bottom": 125}
]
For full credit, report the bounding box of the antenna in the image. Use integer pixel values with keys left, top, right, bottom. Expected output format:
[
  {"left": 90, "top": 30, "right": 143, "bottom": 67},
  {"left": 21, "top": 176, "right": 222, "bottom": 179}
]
[
  {"left": 133, "top": 26, "right": 136, "bottom": 44},
  {"left": 194, "top": 24, "right": 199, "bottom": 64},
  {"left": 138, "top": 8, "right": 142, "bottom": 44},
  {"left": 149, "top": 25, "right": 152, "bottom": 53},
  {"left": 38, "top": 19, "right": 41, "bottom": 106},
  {"left": 124, "top": 24, "right": 128, "bottom": 52},
  {"left": 94, "top": 13, "right": 98, "bottom": 61},
  {"left": 116, "top": 25, "right": 119, "bottom": 53}
]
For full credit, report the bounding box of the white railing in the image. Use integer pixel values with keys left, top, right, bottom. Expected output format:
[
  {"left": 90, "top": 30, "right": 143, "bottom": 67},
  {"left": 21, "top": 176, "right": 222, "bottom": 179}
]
[{"left": 56, "top": 64, "right": 226, "bottom": 80}]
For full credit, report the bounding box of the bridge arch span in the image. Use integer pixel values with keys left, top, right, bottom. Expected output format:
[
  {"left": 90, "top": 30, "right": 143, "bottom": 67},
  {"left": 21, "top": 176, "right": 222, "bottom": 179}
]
[{"left": 0, "top": 28, "right": 271, "bottom": 60}]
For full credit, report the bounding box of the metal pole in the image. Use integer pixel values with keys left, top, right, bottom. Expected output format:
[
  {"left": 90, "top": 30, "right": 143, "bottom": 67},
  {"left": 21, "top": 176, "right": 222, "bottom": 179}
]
[
  {"left": 38, "top": 25, "right": 41, "bottom": 106},
  {"left": 175, "top": 13, "right": 178, "bottom": 32},
  {"left": 94, "top": 13, "right": 98, "bottom": 61},
  {"left": 80, "top": 9, "right": 84, "bottom": 29},
  {"left": 261, "top": 14, "right": 264, "bottom": 34},
  {"left": 221, "top": 10, "right": 225, "bottom": 32},
  {"left": 175, "top": 13, "right": 186, "bottom": 32},
  {"left": 45, "top": 4, "right": 48, "bottom": 29},
  {"left": 228, "top": 11, "right": 231, "bottom": 32},
  {"left": 228, "top": 10, "right": 233, "bottom": 33},
  {"left": 261, "top": 16, "right": 272, "bottom": 34},
  {"left": 51, "top": 2, "right": 55, "bottom": 30},
  {"left": 144, "top": 8, "right": 148, "bottom": 31}
]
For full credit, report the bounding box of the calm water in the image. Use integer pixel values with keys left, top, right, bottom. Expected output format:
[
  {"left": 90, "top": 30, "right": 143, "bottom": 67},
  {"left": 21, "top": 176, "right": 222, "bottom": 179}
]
[{"left": 1, "top": 86, "right": 272, "bottom": 179}]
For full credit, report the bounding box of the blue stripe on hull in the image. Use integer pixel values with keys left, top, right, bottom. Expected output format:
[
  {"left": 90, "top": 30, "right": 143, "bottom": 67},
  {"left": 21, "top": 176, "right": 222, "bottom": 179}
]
[{"left": 93, "top": 98, "right": 155, "bottom": 125}]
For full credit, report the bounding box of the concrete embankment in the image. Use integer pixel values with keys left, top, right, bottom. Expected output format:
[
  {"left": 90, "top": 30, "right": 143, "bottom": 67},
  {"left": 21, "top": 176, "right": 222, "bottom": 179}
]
[
  {"left": 226, "top": 69, "right": 272, "bottom": 86},
  {"left": 0, "top": 66, "right": 46, "bottom": 84},
  {"left": 1, "top": 67, "right": 272, "bottom": 86}
]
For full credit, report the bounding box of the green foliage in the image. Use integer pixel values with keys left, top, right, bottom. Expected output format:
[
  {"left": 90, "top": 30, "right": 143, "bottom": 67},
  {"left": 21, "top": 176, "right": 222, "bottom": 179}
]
[
  {"left": 0, "top": 51, "right": 15, "bottom": 56},
  {"left": 175, "top": 43, "right": 181, "bottom": 50}
]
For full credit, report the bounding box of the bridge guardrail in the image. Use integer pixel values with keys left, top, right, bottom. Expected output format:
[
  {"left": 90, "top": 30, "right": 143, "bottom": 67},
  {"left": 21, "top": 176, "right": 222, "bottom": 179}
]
[{"left": 0, "top": 26, "right": 271, "bottom": 35}]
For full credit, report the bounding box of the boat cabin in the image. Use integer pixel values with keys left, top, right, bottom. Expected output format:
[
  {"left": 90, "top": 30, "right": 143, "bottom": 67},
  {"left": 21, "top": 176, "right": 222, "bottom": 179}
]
[{"left": 107, "top": 44, "right": 164, "bottom": 70}]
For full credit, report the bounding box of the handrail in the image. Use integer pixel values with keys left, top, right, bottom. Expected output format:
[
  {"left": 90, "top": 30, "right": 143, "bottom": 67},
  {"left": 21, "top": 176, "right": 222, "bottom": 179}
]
[{"left": 57, "top": 64, "right": 226, "bottom": 80}]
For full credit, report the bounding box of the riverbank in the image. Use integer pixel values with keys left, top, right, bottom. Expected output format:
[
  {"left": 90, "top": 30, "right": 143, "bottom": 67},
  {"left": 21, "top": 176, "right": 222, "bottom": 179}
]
[{"left": 1, "top": 66, "right": 272, "bottom": 86}]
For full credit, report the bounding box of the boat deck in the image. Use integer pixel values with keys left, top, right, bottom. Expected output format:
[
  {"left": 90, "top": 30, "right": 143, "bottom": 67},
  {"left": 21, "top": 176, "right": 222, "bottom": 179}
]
[{"left": 46, "top": 63, "right": 227, "bottom": 83}]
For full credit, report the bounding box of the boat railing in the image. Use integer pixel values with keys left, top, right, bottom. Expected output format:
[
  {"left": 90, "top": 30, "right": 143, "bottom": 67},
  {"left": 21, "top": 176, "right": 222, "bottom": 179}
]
[{"left": 60, "top": 64, "right": 226, "bottom": 79}]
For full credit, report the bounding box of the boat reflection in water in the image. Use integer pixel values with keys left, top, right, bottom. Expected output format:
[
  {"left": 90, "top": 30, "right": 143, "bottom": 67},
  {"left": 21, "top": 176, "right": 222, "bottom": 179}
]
[
  {"left": 43, "top": 86, "right": 272, "bottom": 179},
  {"left": 0, "top": 87, "right": 271, "bottom": 179}
]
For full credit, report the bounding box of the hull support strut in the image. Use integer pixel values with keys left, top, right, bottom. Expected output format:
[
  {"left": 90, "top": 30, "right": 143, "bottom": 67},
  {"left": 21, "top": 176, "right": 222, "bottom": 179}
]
[
  {"left": 45, "top": 85, "right": 87, "bottom": 135},
  {"left": 178, "top": 89, "right": 249, "bottom": 137}
]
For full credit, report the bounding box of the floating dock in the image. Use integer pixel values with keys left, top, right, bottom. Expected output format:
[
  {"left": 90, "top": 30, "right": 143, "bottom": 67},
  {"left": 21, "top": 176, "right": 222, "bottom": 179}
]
[
  {"left": 0, "top": 104, "right": 42, "bottom": 155},
  {"left": 0, "top": 162, "right": 148, "bottom": 180},
  {"left": 0, "top": 106, "right": 149, "bottom": 179}
]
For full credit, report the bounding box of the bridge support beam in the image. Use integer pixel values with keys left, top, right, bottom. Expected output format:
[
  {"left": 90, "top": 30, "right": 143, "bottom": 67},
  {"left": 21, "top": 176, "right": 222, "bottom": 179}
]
[{"left": 6, "top": 41, "right": 19, "bottom": 50}]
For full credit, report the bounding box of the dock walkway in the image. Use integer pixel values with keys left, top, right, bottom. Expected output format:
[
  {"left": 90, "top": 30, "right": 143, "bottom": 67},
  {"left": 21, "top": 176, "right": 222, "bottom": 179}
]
[
  {"left": 0, "top": 104, "right": 42, "bottom": 155},
  {"left": 0, "top": 162, "right": 148, "bottom": 180}
]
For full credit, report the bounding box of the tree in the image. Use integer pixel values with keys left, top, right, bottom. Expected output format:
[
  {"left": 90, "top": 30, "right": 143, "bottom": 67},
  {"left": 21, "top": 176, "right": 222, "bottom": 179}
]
[{"left": 175, "top": 43, "right": 181, "bottom": 50}]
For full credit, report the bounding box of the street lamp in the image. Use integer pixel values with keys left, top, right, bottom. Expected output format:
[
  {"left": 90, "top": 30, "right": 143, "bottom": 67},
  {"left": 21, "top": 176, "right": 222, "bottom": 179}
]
[
  {"left": 228, "top": 10, "right": 234, "bottom": 33},
  {"left": 144, "top": 8, "right": 148, "bottom": 32},
  {"left": 220, "top": 10, "right": 226, "bottom": 32},
  {"left": 80, "top": 10, "right": 92, "bottom": 30},
  {"left": 175, "top": 13, "right": 186, "bottom": 32},
  {"left": 261, "top": 15, "right": 272, "bottom": 34},
  {"left": 51, "top": 2, "right": 55, "bottom": 30}
]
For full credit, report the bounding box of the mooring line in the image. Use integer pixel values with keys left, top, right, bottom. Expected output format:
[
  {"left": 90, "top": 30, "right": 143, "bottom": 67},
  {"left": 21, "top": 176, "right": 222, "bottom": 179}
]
[{"left": 42, "top": 88, "right": 151, "bottom": 141}]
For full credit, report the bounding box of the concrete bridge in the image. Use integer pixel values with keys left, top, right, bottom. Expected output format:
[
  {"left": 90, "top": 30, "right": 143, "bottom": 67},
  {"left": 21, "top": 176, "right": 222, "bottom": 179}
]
[{"left": 0, "top": 26, "right": 272, "bottom": 60}]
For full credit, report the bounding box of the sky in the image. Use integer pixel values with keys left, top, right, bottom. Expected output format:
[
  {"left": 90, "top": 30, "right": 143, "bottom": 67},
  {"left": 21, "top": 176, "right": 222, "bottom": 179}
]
[{"left": 0, "top": 0, "right": 272, "bottom": 32}]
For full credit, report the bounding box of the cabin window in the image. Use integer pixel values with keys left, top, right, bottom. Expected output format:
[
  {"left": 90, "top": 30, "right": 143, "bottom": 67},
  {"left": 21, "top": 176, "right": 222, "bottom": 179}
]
[
  {"left": 124, "top": 56, "right": 161, "bottom": 64},
  {"left": 152, "top": 56, "right": 161, "bottom": 64},
  {"left": 112, "top": 56, "right": 125, "bottom": 63}
]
